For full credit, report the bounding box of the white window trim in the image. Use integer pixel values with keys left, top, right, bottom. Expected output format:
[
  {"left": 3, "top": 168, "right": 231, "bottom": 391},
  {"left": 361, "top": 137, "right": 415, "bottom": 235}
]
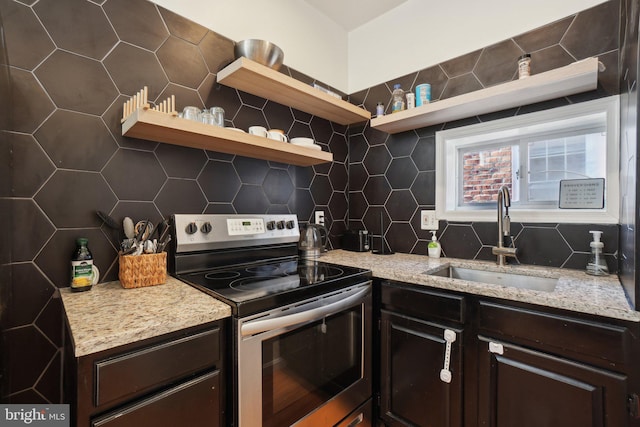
[{"left": 435, "top": 96, "right": 620, "bottom": 224}]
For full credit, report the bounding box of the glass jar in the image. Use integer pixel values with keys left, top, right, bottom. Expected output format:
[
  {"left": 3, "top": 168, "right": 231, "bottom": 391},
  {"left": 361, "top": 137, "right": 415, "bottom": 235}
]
[
  {"left": 518, "top": 54, "right": 531, "bottom": 79},
  {"left": 210, "top": 107, "right": 225, "bottom": 127},
  {"left": 183, "top": 106, "right": 201, "bottom": 121}
]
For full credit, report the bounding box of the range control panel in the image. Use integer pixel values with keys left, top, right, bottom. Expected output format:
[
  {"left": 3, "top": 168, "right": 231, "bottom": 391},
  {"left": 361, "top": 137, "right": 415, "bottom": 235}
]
[{"left": 173, "top": 214, "right": 299, "bottom": 253}]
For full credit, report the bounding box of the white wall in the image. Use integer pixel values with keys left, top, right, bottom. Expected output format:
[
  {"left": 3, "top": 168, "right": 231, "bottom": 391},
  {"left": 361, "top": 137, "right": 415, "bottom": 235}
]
[
  {"left": 150, "top": 0, "right": 349, "bottom": 91},
  {"left": 348, "top": 0, "right": 609, "bottom": 93},
  {"left": 152, "top": 0, "right": 608, "bottom": 94}
]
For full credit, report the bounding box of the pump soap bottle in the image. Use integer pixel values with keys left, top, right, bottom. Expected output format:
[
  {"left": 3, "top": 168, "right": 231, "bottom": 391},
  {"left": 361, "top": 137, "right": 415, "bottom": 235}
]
[
  {"left": 586, "top": 230, "right": 609, "bottom": 276},
  {"left": 428, "top": 231, "right": 441, "bottom": 258}
]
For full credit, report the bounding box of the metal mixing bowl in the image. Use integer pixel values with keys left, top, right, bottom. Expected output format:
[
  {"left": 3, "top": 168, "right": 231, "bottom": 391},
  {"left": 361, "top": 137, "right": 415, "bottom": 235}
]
[{"left": 234, "top": 39, "right": 284, "bottom": 70}]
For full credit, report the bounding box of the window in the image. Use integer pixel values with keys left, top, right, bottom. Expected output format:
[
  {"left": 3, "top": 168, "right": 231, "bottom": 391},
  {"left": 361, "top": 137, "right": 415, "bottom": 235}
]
[{"left": 436, "top": 96, "right": 619, "bottom": 223}]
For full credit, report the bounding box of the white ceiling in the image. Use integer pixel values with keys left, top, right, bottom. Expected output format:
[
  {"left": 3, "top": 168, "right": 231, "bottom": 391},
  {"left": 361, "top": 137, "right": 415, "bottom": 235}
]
[{"left": 302, "top": 0, "right": 408, "bottom": 31}]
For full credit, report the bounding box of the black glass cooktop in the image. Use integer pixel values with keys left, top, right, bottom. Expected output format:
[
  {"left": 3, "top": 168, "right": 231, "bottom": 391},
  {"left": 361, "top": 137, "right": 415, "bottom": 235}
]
[{"left": 177, "top": 258, "right": 371, "bottom": 317}]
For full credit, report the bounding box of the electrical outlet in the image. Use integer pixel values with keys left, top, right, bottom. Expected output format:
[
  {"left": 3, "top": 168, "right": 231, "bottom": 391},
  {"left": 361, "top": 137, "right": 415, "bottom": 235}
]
[
  {"left": 315, "top": 210, "right": 325, "bottom": 226},
  {"left": 420, "top": 210, "right": 438, "bottom": 230}
]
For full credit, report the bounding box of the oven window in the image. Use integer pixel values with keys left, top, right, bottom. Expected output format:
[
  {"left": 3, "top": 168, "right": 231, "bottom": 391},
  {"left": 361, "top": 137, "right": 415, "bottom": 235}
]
[{"left": 261, "top": 305, "right": 363, "bottom": 427}]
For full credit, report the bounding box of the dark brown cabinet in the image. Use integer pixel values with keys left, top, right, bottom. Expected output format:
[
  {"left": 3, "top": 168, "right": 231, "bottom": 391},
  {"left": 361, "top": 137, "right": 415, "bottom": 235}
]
[
  {"left": 378, "top": 280, "right": 465, "bottom": 427},
  {"left": 376, "top": 280, "right": 640, "bottom": 427},
  {"left": 65, "top": 321, "right": 227, "bottom": 427},
  {"left": 477, "top": 301, "right": 635, "bottom": 427},
  {"left": 476, "top": 336, "right": 627, "bottom": 427}
]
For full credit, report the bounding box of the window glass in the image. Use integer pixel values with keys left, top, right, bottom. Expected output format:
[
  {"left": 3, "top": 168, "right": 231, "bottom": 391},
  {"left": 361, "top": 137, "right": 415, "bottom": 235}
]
[{"left": 436, "top": 96, "right": 619, "bottom": 224}]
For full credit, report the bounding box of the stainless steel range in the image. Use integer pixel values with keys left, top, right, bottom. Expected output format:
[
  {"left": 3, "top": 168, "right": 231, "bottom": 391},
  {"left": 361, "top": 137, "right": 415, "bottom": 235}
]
[{"left": 170, "top": 214, "right": 372, "bottom": 427}]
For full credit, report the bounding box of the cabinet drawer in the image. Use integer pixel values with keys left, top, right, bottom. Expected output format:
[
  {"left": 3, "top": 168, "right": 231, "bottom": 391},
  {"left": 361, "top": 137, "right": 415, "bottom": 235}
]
[
  {"left": 381, "top": 281, "right": 465, "bottom": 324},
  {"left": 95, "top": 328, "right": 220, "bottom": 407},
  {"left": 92, "top": 370, "right": 220, "bottom": 427},
  {"left": 478, "top": 301, "right": 631, "bottom": 367}
]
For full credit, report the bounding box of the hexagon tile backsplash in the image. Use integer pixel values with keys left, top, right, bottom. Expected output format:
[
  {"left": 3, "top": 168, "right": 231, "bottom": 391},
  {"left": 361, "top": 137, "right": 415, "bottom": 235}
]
[
  {"left": 0, "top": 0, "right": 628, "bottom": 406},
  {"left": 1, "top": 0, "right": 348, "bottom": 403},
  {"left": 347, "top": 0, "right": 621, "bottom": 271}
]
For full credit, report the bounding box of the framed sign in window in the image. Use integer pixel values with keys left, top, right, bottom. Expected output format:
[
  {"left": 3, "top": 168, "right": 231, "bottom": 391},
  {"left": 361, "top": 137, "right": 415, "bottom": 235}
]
[{"left": 558, "top": 178, "right": 605, "bottom": 209}]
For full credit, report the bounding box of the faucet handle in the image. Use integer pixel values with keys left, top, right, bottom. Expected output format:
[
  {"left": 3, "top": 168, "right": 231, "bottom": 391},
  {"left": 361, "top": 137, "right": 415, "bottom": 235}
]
[{"left": 492, "top": 246, "right": 517, "bottom": 257}]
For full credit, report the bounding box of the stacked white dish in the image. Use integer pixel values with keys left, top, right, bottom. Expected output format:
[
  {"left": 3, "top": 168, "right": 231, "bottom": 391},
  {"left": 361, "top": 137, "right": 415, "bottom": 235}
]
[{"left": 290, "top": 137, "right": 322, "bottom": 150}]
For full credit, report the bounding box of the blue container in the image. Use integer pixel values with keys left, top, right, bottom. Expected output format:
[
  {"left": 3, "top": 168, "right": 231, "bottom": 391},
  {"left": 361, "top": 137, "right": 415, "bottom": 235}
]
[{"left": 416, "top": 84, "right": 432, "bottom": 106}]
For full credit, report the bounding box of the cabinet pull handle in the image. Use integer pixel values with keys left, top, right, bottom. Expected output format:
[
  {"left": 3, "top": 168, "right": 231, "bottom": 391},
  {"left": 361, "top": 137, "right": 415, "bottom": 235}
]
[
  {"left": 489, "top": 341, "right": 504, "bottom": 355},
  {"left": 345, "top": 413, "right": 364, "bottom": 427},
  {"left": 440, "top": 329, "right": 456, "bottom": 383}
]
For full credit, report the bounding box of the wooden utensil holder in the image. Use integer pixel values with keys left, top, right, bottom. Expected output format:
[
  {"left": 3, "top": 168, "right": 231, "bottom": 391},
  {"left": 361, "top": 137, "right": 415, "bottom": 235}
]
[{"left": 118, "top": 252, "right": 167, "bottom": 289}]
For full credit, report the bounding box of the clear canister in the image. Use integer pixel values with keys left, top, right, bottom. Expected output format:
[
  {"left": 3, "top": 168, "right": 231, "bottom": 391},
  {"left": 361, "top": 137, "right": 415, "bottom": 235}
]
[
  {"left": 210, "top": 107, "right": 225, "bottom": 127},
  {"left": 183, "top": 106, "right": 201, "bottom": 121}
]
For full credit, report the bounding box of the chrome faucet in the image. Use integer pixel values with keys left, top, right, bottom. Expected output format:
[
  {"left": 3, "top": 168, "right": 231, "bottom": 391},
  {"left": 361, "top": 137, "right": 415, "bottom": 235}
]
[{"left": 492, "top": 185, "right": 517, "bottom": 266}]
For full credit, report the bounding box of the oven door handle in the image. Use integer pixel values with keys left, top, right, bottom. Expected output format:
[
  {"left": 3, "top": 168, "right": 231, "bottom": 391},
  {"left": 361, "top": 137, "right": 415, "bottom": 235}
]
[{"left": 241, "top": 286, "right": 369, "bottom": 337}]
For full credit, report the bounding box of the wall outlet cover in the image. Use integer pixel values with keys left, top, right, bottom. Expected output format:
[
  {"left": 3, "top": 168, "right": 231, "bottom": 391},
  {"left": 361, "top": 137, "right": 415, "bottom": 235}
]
[{"left": 421, "top": 210, "right": 438, "bottom": 230}]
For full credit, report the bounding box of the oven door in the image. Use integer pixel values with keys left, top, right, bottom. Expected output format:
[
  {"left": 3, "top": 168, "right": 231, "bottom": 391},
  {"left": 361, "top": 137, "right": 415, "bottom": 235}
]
[{"left": 237, "top": 282, "right": 372, "bottom": 427}]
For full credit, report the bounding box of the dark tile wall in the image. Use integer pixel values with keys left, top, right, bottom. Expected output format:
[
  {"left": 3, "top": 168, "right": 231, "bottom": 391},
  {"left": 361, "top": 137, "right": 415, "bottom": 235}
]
[
  {"left": 348, "top": 0, "right": 621, "bottom": 271},
  {"left": 0, "top": 0, "right": 630, "bottom": 406},
  {"left": 619, "top": 0, "right": 640, "bottom": 309},
  {"left": 0, "top": 5, "right": 12, "bottom": 401},
  {"left": 0, "top": 0, "right": 348, "bottom": 403}
]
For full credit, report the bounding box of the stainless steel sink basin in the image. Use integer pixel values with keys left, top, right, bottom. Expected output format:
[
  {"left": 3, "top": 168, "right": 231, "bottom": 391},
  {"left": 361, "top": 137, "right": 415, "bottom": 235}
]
[{"left": 427, "top": 266, "right": 558, "bottom": 292}]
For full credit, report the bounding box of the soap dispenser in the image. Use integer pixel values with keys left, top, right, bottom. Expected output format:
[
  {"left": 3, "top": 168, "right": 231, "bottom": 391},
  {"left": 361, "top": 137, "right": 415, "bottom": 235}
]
[
  {"left": 586, "top": 230, "right": 609, "bottom": 276},
  {"left": 428, "top": 231, "right": 441, "bottom": 258}
]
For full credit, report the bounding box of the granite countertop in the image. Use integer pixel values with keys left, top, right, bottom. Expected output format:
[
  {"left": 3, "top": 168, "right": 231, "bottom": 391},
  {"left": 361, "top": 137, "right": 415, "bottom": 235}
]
[
  {"left": 60, "top": 276, "right": 232, "bottom": 357},
  {"left": 321, "top": 250, "right": 640, "bottom": 322}
]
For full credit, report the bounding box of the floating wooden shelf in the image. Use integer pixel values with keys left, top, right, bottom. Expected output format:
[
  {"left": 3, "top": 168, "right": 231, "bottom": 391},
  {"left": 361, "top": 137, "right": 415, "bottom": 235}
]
[
  {"left": 122, "top": 109, "right": 333, "bottom": 166},
  {"left": 217, "top": 57, "right": 371, "bottom": 126},
  {"left": 371, "top": 57, "right": 600, "bottom": 134}
]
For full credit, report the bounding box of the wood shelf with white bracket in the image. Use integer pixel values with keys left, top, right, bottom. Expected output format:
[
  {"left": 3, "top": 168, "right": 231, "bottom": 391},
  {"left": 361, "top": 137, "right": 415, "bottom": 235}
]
[
  {"left": 217, "top": 57, "right": 371, "bottom": 126},
  {"left": 371, "top": 57, "right": 600, "bottom": 134},
  {"left": 122, "top": 108, "right": 333, "bottom": 167}
]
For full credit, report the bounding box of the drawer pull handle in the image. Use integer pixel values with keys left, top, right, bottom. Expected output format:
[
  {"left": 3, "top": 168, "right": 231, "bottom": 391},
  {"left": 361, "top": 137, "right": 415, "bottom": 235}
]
[
  {"left": 346, "top": 413, "right": 364, "bottom": 427},
  {"left": 440, "top": 329, "right": 456, "bottom": 383},
  {"left": 489, "top": 341, "right": 504, "bottom": 355}
]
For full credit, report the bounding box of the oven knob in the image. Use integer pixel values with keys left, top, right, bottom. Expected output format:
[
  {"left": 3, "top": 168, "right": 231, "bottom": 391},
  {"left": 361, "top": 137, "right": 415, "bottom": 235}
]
[
  {"left": 276, "top": 220, "right": 285, "bottom": 230},
  {"left": 200, "top": 222, "right": 212, "bottom": 234},
  {"left": 266, "top": 220, "right": 276, "bottom": 231},
  {"left": 185, "top": 222, "right": 198, "bottom": 235},
  {"left": 285, "top": 220, "right": 296, "bottom": 229}
]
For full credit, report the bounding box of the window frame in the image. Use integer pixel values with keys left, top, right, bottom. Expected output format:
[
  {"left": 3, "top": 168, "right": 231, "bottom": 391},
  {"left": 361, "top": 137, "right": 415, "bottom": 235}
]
[{"left": 435, "top": 96, "right": 620, "bottom": 224}]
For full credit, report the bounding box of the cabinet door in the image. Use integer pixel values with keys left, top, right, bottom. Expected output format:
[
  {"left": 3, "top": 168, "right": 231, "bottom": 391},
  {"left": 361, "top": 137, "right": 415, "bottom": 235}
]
[
  {"left": 380, "top": 310, "right": 463, "bottom": 427},
  {"left": 91, "top": 370, "right": 220, "bottom": 427},
  {"left": 477, "top": 337, "right": 628, "bottom": 427}
]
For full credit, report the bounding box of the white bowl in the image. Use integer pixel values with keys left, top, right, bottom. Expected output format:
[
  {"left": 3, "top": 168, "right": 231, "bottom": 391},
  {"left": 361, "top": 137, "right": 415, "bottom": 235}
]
[{"left": 290, "top": 137, "right": 315, "bottom": 146}]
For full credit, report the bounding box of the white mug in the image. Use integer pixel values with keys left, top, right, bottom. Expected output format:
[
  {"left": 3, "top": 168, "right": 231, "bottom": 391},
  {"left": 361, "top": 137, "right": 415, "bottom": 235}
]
[
  {"left": 267, "top": 129, "right": 288, "bottom": 142},
  {"left": 248, "top": 126, "right": 268, "bottom": 137}
]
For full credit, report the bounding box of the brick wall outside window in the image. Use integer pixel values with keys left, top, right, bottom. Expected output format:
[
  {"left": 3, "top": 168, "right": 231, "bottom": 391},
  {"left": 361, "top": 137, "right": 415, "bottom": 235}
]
[{"left": 463, "top": 147, "right": 513, "bottom": 204}]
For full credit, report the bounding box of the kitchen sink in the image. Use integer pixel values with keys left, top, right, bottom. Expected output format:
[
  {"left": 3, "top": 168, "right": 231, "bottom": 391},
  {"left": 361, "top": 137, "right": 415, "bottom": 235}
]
[{"left": 427, "top": 266, "right": 558, "bottom": 292}]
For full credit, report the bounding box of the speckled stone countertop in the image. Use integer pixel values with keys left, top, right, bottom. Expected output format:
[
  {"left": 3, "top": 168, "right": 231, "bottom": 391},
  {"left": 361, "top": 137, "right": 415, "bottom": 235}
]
[
  {"left": 321, "top": 250, "right": 640, "bottom": 322},
  {"left": 60, "top": 276, "right": 232, "bottom": 357}
]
